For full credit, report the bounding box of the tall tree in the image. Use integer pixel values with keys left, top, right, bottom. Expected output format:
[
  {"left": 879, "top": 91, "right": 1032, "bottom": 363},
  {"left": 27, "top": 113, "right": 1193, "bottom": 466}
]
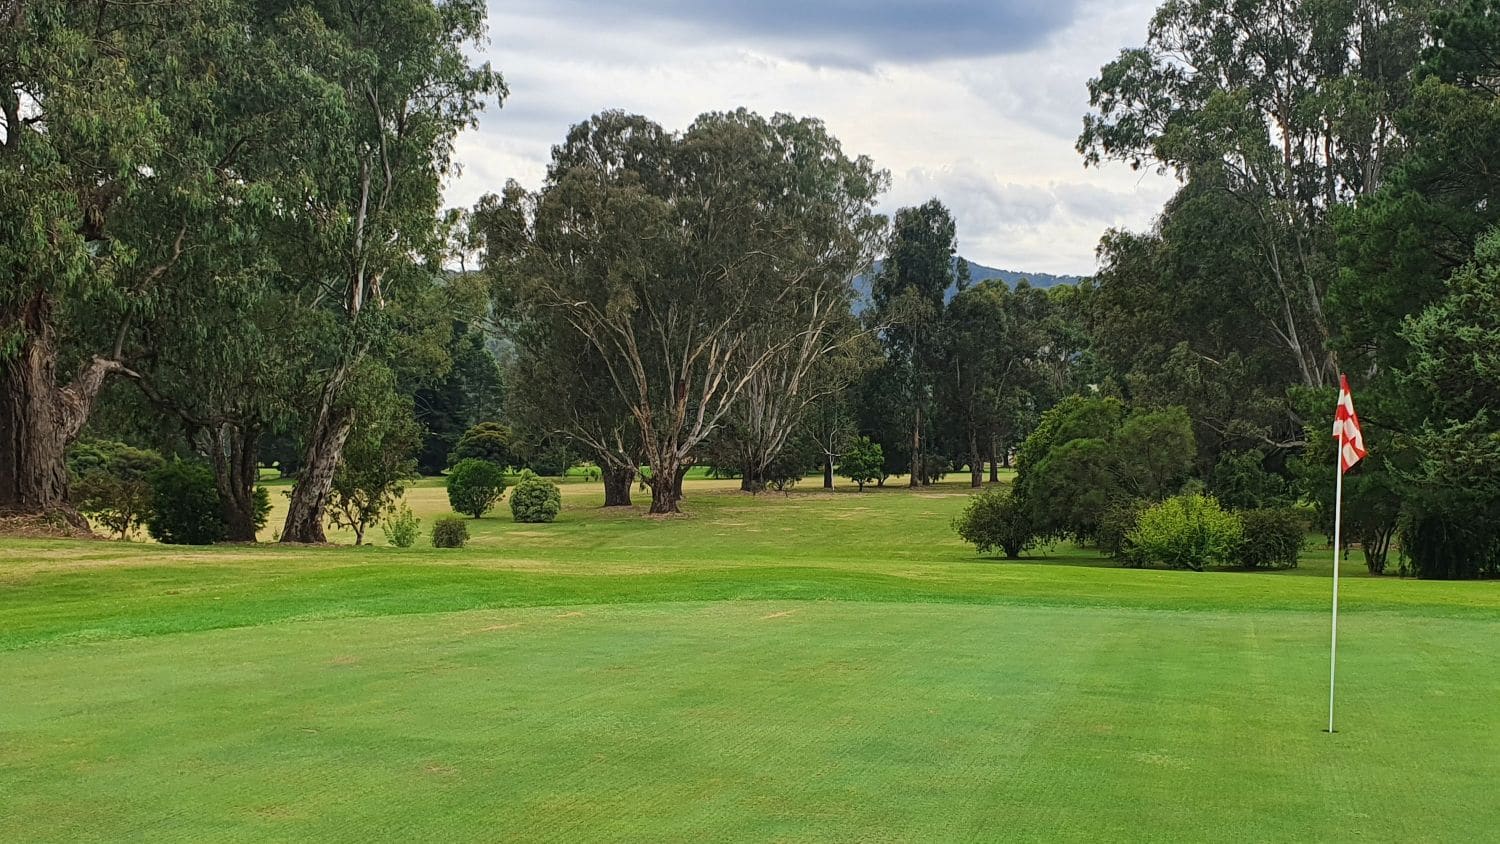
[
  {"left": 870, "top": 200, "right": 957, "bottom": 487},
  {"left": 268, "top": 0, "right": 503, "bottom": 542},
  {"left": 1080, "top": 0, "right": 1433, "bottom": 389},
  {"left": 940, "top": 280, "right": 1044, "bottom": 487},
  {"left": 500, "top": 110, "right": 888, "bottom": 513},
  {"left": 0, "top": 0, "right": 240, "bottom": 523}
]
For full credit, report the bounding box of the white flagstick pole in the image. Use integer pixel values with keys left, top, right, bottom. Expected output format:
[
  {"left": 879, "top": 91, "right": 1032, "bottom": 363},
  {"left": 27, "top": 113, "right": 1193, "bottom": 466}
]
[{"left": 1328, "top": 460, "right": 1344, "bottom": 733}]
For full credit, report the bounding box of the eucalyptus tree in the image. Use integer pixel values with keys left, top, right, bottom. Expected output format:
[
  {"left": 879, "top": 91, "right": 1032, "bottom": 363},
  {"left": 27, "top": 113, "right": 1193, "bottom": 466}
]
[
  {"left": 1079, "top": 0, "right": 1434, "bottom": 389},
  {"left": 502, "top": 110, "right": 888, "bottom": 513},
  {"left": 940, "top": 280, "right": 1043, "bottom": 487},
  {"left": 870, "top": 200, "right": 958, "bottom": 487},
  {"left": 720, "top": 294, "right": 879, "bottom": 493},
  {"left": 0, "top": 0, "right": 246, "bottom": 523},
  {"left": 264, "top": 0, "right": 504, "bottom": 542}
]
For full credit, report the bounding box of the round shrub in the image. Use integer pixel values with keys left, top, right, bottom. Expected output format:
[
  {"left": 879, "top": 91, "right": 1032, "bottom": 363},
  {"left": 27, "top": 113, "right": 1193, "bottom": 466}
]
[
  {"left": 146, "top": 461, "right": 225, "bottom": 545},
  {"left": 510, "top": 470, "right": 562, "bottom": 523},
  {"left": 446, "top": 458, "right": 507, "bottom": 518},
  {"left": 953, "top": 487, "right": 1036, "bottom": 559},
  {"left": 1237, "top": 507, "right": 1307, "bottom": 569},
  {"left": 1128, "top": 494, "right": 1243, "bottom": 571},
  {"left": 431, "top": 514, "right": 470, "bottom": 548}
]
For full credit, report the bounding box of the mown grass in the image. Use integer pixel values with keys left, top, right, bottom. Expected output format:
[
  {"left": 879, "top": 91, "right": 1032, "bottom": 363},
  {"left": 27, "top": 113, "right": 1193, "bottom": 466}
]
[{"left": 3, "top": 475, "right": 1498, "bottom": 841}]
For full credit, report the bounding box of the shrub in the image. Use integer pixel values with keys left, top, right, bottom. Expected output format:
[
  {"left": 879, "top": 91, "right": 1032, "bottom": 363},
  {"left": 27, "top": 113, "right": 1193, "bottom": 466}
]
[
  {"left": 1237, "top": 507, "right": 1307, "bottom": 569},
  {"left": 1129, "top": 494, "right": 1243, "bottom": 571},
  {"left": 449, "top": 421, "right": 516, "bottom": 469},
  {"left": 382, "top": 504, "right": 421, "bottom": 548},
  {"left": 146, "top": 461, "right": 225, "bottom": 545},
  {"left": 68, "top": 440, "right": 165, "bottom": 539},
  {"left": 510, "top": 470, "right": 562, "bottom": 523},
  {"left": 953, "top": 487, "right": 1036, "bottom": 559},
  {"left": 1096, "top": 498, "right": 1148, "bottom": 566},
  {"left": 431, "top": 514, "right": 469, "bottom": 548},
  {"left": 446, "top": 458, "right": 508, "bottom": 518},
  {"left": 839, "top": 437, "right": 884, "bottom": 491}
]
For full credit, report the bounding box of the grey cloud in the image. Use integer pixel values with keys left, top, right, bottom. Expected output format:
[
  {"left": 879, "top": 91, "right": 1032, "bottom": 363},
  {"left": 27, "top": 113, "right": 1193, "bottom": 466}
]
[{"left": 509, "top": 0, "right": 1085, "bottom": 65}]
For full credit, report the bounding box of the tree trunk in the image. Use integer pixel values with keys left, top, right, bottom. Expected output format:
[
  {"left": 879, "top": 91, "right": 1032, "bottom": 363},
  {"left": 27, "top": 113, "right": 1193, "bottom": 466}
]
[
  {"left": 646, "top": 456, "right": 683, "bottom": 514},
  {"left": 988, "top": 436, "right": 999, "bottom": 483},
  {"left": 203, "top": 423, "right": 262, "bottom": 542},
  {"left": 281, "top": 398, "right": 355, "bottom": 543},
  {"left": 908, "top": 406, "right": 921, "bottom": 488},
  {"left": 823, "top": 455, "right": 834, "bottom": 489},
  {"left": 968, "top": 426, "right": 982, "bottom": 488},
  {"left": 353, "top": 523, "right": 365, "bottom": 546},
  {"left": 602, "top": 464, "right": 634, "bottom": 507},
  {"left": 0, "top": 291, "right": 117, "bottom": 529},
  {"left": 740, "top": 458, "right": 766, "bottom": 494}
]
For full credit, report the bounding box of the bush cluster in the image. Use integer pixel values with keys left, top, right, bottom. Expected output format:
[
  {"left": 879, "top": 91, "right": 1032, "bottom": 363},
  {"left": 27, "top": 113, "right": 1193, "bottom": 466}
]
[
  {"left": 510, "top": 470, "right": 562, "bottom": 523},
  {"left": 431, "top": 515, "right": 469, "bottom": 548}
]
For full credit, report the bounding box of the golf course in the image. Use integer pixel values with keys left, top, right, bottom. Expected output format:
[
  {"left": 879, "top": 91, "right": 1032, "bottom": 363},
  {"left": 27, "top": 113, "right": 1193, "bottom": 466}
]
[{"left": 3, "top": 475, "right": 1497, "bottom": 842}]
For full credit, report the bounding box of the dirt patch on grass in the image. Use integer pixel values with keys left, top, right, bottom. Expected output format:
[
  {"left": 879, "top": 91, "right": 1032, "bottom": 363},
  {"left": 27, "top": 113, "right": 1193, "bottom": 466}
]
[
  {"left": 0, "top": 513, "right": 98, "bottom": 540},
  {"left": 760, "top": 610, "right": 797, "bottom": 620}
]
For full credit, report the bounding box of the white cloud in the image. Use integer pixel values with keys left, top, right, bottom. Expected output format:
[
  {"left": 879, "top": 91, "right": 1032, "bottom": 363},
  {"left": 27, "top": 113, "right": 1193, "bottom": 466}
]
[{"left": 445, "top": 0, "right": 1177, "bottom": 276}]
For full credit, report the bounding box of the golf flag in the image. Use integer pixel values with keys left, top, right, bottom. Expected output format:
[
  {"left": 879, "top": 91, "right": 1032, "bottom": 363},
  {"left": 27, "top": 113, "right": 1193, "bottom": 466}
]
[
  {"left": 1332, "top": 374, "right": 1367, "bottom": 474},
  {"left": 1327, "top": 373, "right": 1363, "bottom": 734}
]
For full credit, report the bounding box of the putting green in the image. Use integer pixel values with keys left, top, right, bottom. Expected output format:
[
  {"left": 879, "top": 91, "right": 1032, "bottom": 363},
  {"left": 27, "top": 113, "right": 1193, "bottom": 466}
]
[{"left": 4, "top": 598, "right": 1497, "bottom": 841}]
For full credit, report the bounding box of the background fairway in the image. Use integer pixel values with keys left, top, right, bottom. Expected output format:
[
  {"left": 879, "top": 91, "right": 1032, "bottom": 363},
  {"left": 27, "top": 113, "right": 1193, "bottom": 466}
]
[{"left": 4, "top": 478, "right": 1499, "bottom": 841}]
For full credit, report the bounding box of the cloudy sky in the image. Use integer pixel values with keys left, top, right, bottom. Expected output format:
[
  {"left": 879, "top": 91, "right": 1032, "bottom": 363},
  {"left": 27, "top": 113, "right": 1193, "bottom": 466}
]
[{"left": 447, "top": 0, "right": 1179, "bottom": 276}]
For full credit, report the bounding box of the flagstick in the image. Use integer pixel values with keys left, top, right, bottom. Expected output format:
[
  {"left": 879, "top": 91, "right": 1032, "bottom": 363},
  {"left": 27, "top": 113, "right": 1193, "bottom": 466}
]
[{"left": 1328, "top": 463, "right": 1343, "bottom": 733}]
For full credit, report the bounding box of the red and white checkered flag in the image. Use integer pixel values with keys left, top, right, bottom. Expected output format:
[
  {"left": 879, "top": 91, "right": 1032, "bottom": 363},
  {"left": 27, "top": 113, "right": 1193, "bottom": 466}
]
[{"left": 1332, "top": 373, "right": 1366, "bottom": 474}]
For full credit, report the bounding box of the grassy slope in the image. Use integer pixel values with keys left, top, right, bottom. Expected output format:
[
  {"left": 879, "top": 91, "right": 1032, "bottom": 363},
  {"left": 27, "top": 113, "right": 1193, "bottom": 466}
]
[{"left": 3, "top": 476, "right": 1499, "bottom": 841}]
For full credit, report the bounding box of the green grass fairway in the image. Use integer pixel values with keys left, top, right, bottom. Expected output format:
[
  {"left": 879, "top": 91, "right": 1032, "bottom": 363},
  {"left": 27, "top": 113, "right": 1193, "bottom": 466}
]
[{"left": 4, "top": 477, "right": 1499, "bottom": 841}]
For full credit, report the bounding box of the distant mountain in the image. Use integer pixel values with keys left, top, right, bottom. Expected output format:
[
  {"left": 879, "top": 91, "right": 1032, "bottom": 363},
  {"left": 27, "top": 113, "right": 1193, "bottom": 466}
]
[{"left": 853, "top": 257, "right": 1083, "bottom": 309}]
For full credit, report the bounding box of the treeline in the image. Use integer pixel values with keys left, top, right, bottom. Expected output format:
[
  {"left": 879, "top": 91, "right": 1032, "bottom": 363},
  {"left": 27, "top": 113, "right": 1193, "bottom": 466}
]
[
  {"left": 1072, "top": 0, "right": 1500, "bottom": 578},
  {"left": 481, "top": 115, "right": 1090, "bottom": 514},
  {"left": 2, "top": 0, "right": 503, "bottom": 542},
  {"left": 4, "top": 0, "right": 1497, "bottom": 579}
]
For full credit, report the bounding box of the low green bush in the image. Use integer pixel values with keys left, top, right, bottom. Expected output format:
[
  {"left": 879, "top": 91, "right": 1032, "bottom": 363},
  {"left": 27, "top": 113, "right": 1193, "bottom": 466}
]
[
  {"left": 382, "top": 504, "right": 422, "bottom": 548},
  {"left": 953, "top": 487, "right": 1036, "bottom": 559},
  {"left": 510, "top": 470, "right": 562, "bottom": 523},
  {"left": 446, "top": 458, "right": 507, "bottom": 518},
  {"left": 1237, "top": 507, "right": 1307, "bottom": 569},
  {"left": 146, "top": 461, "right": 225, "bottom": 545},
  {"left": 431, "top": 515, "right": 469, "bottom": 548},
  {"left": 1129, "top": 494, "right": 1243, "bottom": 571}
]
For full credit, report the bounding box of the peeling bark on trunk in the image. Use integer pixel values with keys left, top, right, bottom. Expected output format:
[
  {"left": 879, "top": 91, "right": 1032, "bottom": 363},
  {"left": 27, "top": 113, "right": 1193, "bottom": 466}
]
[
  {"left": 0, "top": 291, "right": 121, "bottom": 528},
  {"left": 281, "top": 391, "right": 355, "bottom": 543},
  {"left": 968, "top": 426, "right": 982, "bottom": 488},
  {"left": 202, "top": 423, "right": 262, "bottom": 542},
  {"left": 602, "top": 463, "right": 635, "bottom": 507},
  {"left": 646, "top": 456, "right": 684, "bottom": 514}
]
